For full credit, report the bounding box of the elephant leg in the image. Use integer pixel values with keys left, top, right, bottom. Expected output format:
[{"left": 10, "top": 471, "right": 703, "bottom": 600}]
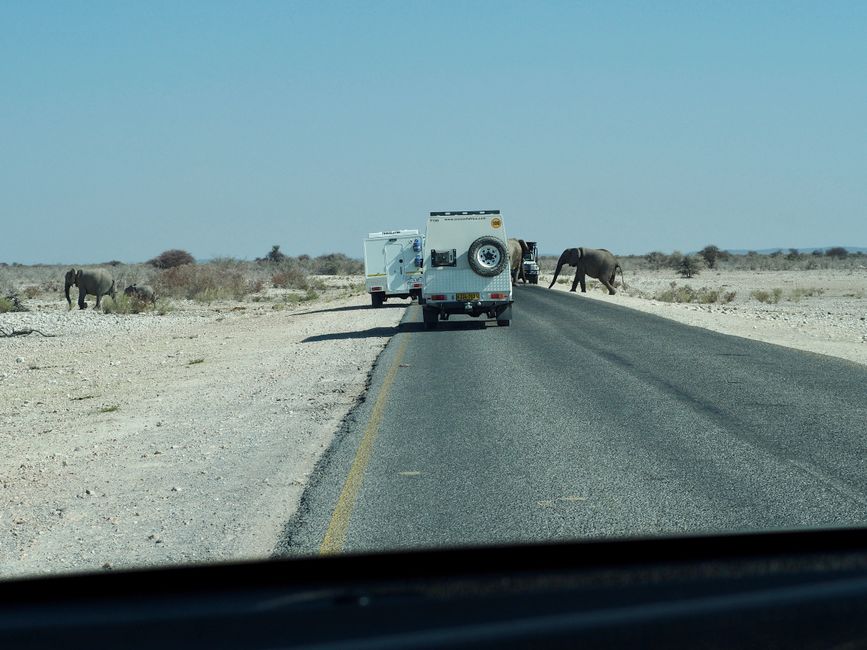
[
  {"left": 570, "top": 270, "right": 580, "bottom": 292},
  {"left": 78, "top": 287, "right": 87, "bottom": 309},
  {"left": 574, "top": 272, "right": 587, "bottom": 293},
  {"left": 600, "top": 275, "right": 616, "bottom": 295},
  {"left": 96, "top": 293, "right": 102, "bottom": 309}
]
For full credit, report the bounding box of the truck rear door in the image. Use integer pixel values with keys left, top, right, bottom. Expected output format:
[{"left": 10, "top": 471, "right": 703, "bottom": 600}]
[{"left": 384, "top": 239, "right": 407, "bottom": 294}]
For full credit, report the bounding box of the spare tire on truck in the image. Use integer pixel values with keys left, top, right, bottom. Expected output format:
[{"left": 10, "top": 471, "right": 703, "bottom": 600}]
[{"left": 467, "top": 236, "right": 508, "bottom": 277}]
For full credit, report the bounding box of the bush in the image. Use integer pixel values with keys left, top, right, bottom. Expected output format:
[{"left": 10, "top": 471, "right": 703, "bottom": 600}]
[
  {"left": 0, "top": 293, "right": 27, "bottom": 312},
  {"left": 825, "top": 247, "right": 848, "bottom": 258},
  {"left": 653, "top": 284, "right": 735, "bottom": 304},
  {"left": 788, "top": 287, "right": 825, "bottom": 302},
  {"left": 272, "top": 264, "right": 309, "bottom": 290},
  {"left": 153, "top": 261, "right": 249, "bottom": 302},
  {"left": 148, "top": 249, "right": 195, "bottom": 269},
  {"left": 645, "top": 251, "right": 669, "bottom": 270},
  {"left": 751, "top": 288, "right": 783, "bottom": 304},
  {"left": 310, "top": 253, "right": 363, "bottom": 275},
  {"left": 655, "top": 285, "right": 696, "bottom": 303},
  {"left": 101, "top": 293, "right": 151, "bottom": 314}
]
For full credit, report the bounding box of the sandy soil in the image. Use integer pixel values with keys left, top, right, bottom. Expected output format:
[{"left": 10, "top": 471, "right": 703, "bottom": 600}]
[
  {"left": 543, "top": 268, "right": 867, "bottom": 367},
  {"left": 2, "top": 267, "right": 865, "bottom": 580},
  {"left": 1, "top": 288, "right": 404, "bottom": 578}
]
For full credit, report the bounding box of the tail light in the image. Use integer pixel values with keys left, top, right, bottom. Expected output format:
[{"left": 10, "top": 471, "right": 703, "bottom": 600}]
[
  {"left": 430, "top": 294, "right": 447, "bottom": 301},
  {"left": 490, "top": 293, "right": 507, "bottom": 299},
  {"left": 371, "top": 287, "right": 383, "bottom": 292},
  {"left": 412, "top": 283, "right": 422, "bottom": 288}
]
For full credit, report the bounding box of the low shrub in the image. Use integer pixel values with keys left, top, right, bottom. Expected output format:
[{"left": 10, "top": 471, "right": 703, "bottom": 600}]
[
  {"left": 751, "top": 288, "right": 783, "bottom": 304},
  {"left": 0, "top": 294, "right": 27, "bottom": 312},
  {"left": 788, "top": 287, "right": 825, "bottom": 302},
  {"left": 272, "top": 266, "right": 309, "bottom": 290},
  {"left": 153, "top": 261, "right": 249, "bottom": 302},
  {"left": 655, "top": 285, "right": 696, "bottom": 303},
  {"left": 653, "top": 285, "right": 736, "bottom": 304},
  {"left": 101, "top": 293, "right": 151, "bottom": 314}
]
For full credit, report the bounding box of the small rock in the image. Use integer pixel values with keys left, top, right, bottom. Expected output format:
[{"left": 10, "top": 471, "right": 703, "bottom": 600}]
[
  {"left": 85, "top": 489, "right": 93, "bottom": 495},
  {"left": 15, "top": 357, "right": 24, "bottom": 363},
  {"left": 102, "top": 562, "right": 113, "bottom": 570}
]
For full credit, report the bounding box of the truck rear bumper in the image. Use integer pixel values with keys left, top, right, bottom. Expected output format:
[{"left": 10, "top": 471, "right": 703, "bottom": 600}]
[{"left": 423, "top": 300, "right": 512, "bottom": 319}]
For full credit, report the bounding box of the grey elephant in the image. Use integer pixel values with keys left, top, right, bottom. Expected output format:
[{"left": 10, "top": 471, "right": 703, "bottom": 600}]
[
  {"left": 124, "top": 284, "right": 156, "bottom": 304},
  {"left": 508, "top": 238, "right": 529, "bottom": 284},
  {"left": 548, "top": 247, "right": 626, "bottom": 295},
  {"left": 64, "top": 268, "right": 116, "bottom": 310}
]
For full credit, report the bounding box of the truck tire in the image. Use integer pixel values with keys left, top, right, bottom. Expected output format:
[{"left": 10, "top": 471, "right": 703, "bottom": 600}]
[
  {"left": 467, "top": 237, "right": 508, "bottom": 278},
  {"left": 423, "top": 308, "right": 438, "bottom": 330},
  {"left": 371, "top": 292, "right": 384, "bottom": 308}
]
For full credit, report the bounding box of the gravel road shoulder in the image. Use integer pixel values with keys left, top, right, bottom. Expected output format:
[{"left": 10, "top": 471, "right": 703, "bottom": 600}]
[{"left": 1, "top": 294, "right": 405, "bottom": 578}]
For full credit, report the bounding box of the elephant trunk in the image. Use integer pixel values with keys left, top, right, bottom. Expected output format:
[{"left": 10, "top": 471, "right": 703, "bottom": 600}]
[
  {"left": 548, "top": 251, "right": 568, "bottom": 289},
  {"left": 64, "top": 269, "right": 76, "bottom": 307}
]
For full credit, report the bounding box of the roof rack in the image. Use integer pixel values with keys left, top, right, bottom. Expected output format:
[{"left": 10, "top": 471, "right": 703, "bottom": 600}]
[{"left": 429, "top": 210, "right": 500, "bottom": 216}]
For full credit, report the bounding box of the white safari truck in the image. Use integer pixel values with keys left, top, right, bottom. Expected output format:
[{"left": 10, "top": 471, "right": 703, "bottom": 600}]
[
  {"left": 363, "top": 230, "right": 424, "bottom": 308},
  {"left": 421, "top": 210, "right": 514, "bottom": 329}
]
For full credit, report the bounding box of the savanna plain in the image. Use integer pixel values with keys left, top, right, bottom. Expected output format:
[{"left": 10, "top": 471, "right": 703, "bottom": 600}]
[{"left": 1, "top": 251, "right": 866, "bottom": 578}]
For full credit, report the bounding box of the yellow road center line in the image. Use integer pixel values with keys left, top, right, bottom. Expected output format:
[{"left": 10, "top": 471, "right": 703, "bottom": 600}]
[{"left": 319, "top": 334, "right": 411, "bottom": 555}]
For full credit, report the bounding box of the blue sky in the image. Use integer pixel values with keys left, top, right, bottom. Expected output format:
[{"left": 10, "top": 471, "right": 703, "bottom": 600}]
[{"left": 2, "top": 1, "right": 865, "bottom": 264}]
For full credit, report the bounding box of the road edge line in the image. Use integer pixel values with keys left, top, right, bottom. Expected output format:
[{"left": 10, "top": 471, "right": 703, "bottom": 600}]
[{"left": 319, "top": 334, "right": 410, "bottom": 554}]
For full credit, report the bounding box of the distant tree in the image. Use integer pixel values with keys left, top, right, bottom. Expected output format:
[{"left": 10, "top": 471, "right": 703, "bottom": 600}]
[
  {"left": 811, "top": 249, "right": 824, "bottom": 257},
  {"left": 825, "top": 246, "right": 848, "bottom": 258},
  {"left": 260, "top": 245, "right": 286, "bottom": 263},
  {"left": 786, "top": 248, "right": 802, "bottom": 261},
  {"left": 668, "top": 250, "right": 685, "bottom": 270},
  {"left": 698, "top": 245, "right": 721, "bottom": 269},
  {"left": 645, "top": 251, "right": 668, "bottom": 270},
  {"left": 148, "top": 249, "right": 195, "bottom": 269},
  {"left": 769, "top": 249, "right": 784, "bottom": 258},
  {"left": 678, "top": 255, "right": 702, "bottom": 278}
]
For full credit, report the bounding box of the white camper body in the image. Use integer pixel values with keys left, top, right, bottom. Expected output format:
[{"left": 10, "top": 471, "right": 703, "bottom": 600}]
[
  {"left": 363, "top": 230, "right": 424, "bottom": 308},
  {"left": 421, "top": 211, "right": 513, "bottom": 329}
]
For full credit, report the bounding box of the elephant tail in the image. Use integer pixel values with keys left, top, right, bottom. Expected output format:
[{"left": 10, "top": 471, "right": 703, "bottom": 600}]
[{"left": 616, "top": 264, "right": 627, "bottom": 290}]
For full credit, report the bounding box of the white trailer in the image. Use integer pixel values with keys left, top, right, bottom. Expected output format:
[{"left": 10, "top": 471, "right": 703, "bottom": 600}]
[
  {"left": 421, "top": 210, "right": 513, "bottom": 329},
  {"left": 363, "top": 230, "right": 424, "bottom": 308}
]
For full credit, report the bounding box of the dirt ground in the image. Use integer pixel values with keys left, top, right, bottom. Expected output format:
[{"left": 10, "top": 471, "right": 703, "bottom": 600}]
[
  {"left": 2, "top": 267, "right": 866, "bottom": 580},
  {"left": 1, "top": 284, "right": 403, "bottom": 578}
]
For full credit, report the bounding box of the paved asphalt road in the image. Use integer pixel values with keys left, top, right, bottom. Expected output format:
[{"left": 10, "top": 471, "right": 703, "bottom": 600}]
[{"left": 279, "top": 286, "right": 867, "bottom": 556}]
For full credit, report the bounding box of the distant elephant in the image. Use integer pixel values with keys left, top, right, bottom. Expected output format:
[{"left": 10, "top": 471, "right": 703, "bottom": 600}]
[
  {"left": 548, "top": 247, "right": 626, "bottom": 295},
  {"left": 64, "top": 268, "right": 116, "bottom": 310},
  {"left": 124, "top": 284, "right": 156, "bottom": 304},
  {"left": 508, "top": 238, "right": 529, "bottom": 284}
]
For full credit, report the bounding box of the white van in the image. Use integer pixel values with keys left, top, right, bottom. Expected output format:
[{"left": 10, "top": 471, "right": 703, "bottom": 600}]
[
  {"left": 421, "top": 211, "right": 513, "bottom": 329},
  {"left": 363, "top": 230, "right": 424, "bottom": 308}
]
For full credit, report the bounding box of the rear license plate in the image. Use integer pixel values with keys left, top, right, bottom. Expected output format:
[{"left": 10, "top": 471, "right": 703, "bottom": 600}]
[{"left": 456, "top": 292, "right": 480, "bottom": 301}]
